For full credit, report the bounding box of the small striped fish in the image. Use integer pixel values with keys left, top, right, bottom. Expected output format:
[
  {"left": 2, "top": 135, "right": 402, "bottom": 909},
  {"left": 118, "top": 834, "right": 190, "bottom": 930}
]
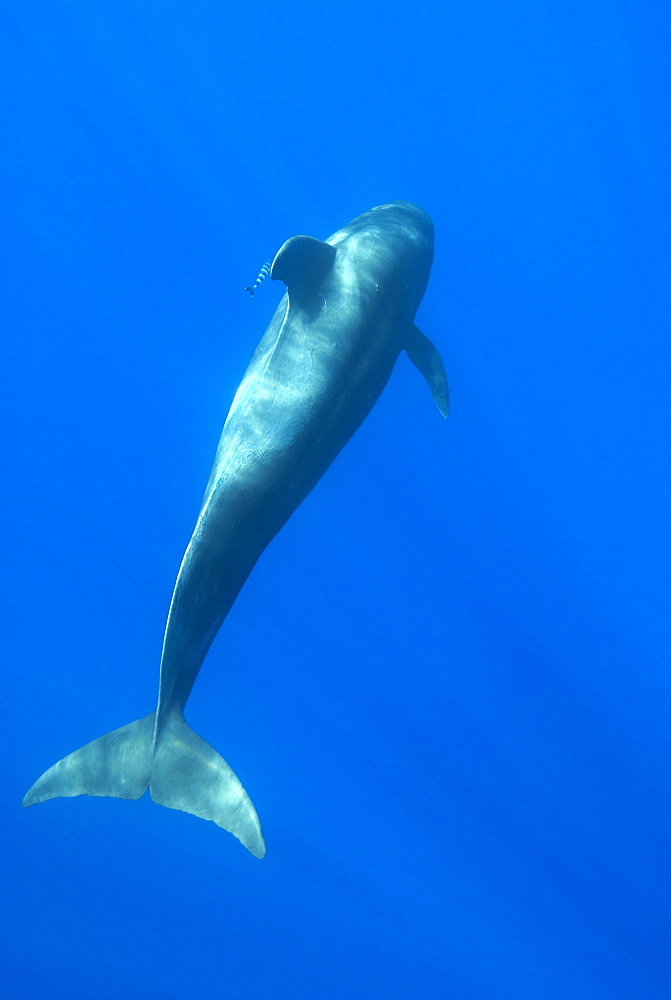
[{"left": 245, "top": 260, "right": 272, "bottom": 296}]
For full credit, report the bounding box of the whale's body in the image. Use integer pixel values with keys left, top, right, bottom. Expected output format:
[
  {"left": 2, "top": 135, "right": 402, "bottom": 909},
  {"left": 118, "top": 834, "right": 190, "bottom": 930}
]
[{"left": 23, "top": 202, "right": 448, "bottom": 858}]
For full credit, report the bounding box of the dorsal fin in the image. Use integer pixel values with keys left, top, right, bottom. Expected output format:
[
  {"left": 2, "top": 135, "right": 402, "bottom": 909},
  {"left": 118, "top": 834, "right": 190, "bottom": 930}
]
[{"left": 270, "top": 236, "right": 336, "bottom": 306}]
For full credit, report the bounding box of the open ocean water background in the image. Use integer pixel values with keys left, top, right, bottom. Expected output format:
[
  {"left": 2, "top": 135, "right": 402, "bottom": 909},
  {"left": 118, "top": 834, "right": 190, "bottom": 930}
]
[{"left": 2, "top": 2, "right": 670, "bottom": 997}]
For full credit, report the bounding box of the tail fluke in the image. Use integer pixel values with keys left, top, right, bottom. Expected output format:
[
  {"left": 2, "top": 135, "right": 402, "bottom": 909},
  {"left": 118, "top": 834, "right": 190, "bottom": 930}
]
[
  {"left": 22, "top": 715, "right": 154, "bottom": 805},
  {"left": 149, "top": 712, "right": 266, "bottom": 858},
  {"left": 23, "top": 712, "right": 266, "bottom": 859}
]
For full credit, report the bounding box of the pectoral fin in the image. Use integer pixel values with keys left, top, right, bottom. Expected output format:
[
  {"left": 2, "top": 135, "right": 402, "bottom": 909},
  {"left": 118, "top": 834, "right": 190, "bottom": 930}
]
[{"left": 405, "top": 325, "right": 450, "bottom": 417}]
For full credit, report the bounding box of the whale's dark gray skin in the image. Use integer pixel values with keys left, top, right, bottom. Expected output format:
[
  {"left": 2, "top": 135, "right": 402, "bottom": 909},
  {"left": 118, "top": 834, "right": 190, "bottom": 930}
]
[{"left": 23, "top": 201, "right": 448, "bottom": 858}]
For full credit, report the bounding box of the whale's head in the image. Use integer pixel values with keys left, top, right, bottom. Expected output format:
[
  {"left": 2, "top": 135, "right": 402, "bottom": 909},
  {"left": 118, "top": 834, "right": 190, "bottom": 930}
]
[
  {"left": 335, "top": 201, "right": 434, "bottom": 245},
  {"left": 338, "top": 202, "right": 435, "bottom": 314}
]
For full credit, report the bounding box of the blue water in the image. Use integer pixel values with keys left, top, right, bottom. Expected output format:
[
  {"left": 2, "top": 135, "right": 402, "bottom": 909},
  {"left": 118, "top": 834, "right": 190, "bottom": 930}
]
[{"left": 3, "top": 2, "right": 670, "bottom": 997}]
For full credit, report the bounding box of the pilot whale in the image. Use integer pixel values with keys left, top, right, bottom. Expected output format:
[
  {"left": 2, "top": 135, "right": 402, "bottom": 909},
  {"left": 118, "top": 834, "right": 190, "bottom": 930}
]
[{"left": 23, "top": 201, "right": 448, "bottom": 858}]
